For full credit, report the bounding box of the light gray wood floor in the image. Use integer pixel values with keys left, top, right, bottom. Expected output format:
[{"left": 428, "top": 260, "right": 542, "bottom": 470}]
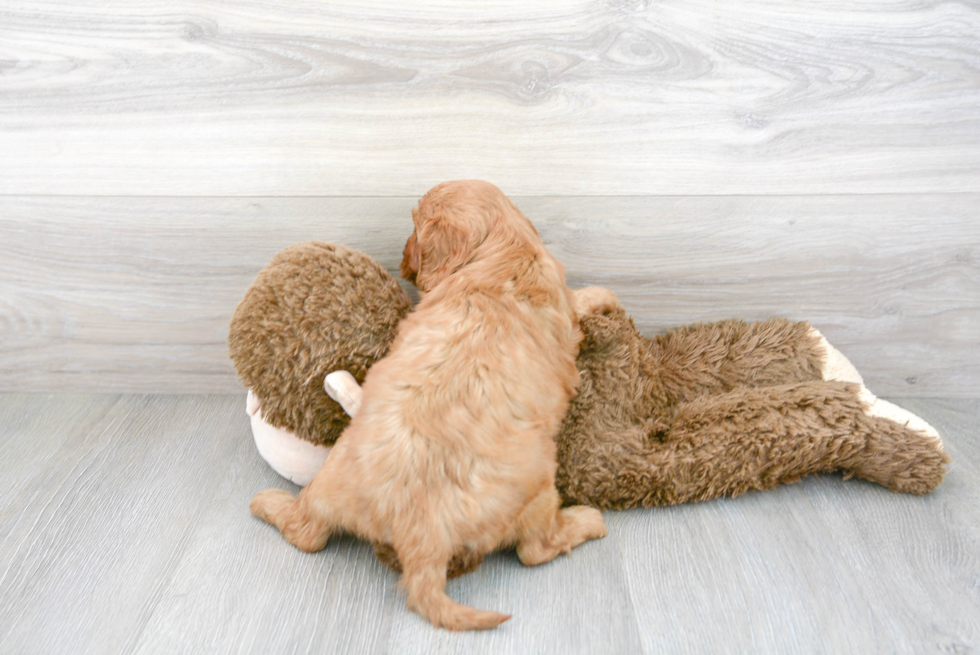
[{"left": 1, "top": 393, "right": 977, "bottom": 654}]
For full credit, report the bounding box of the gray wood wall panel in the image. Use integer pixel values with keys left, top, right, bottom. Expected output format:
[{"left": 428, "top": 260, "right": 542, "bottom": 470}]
[
  {"left": 1, "top": 394, "right": 977, "bottom": 653},
  {"left": 1, "top": 0, "right": 978, "bottom": 196},
  {"left": 1, "top": 0, "right": 977, "bottom": 394},
  {"left": 1, "top": 194, "right": 977, "bottom": 396}
]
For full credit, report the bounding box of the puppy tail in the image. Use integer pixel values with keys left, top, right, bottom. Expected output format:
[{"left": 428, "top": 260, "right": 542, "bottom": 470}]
[{"left": 402, "top": 561, "right": 510, "bottom": 631}]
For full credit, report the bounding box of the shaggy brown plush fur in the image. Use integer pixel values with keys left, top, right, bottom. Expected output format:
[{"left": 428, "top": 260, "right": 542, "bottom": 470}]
[
  {"left": 230, "top": 242, "right": 950, "bottom": 581},
  {"left": 229, "top": 242, "right": 411, "bottom": 446},
  {"left": 556, "top": 308, "right": 949, "bottom": 509}
]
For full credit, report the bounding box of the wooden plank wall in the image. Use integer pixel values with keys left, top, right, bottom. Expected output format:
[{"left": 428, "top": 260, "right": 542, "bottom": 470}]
[{"left": 1, "top": 0, "right": 978, "bottom": 395}]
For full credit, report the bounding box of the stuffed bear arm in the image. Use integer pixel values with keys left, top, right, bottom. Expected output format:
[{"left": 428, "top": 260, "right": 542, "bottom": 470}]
[{"left": 324, "top": 371, "right": 363, "bottom": 417}]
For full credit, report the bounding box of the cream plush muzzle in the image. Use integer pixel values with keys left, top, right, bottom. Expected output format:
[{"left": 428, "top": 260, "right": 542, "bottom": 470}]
[{"left": 245, "top": 372, "right": 364, "bottom": 487}]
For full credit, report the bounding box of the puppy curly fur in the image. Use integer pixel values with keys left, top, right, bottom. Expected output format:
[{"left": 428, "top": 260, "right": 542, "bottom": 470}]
[{"left": 249, "top": 181, "right": 607, "bottom": 631}]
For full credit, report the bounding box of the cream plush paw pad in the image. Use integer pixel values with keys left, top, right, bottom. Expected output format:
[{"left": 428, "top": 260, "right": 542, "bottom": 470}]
[
  {"left": 809, "top": 327, "right": 864, "bottom": 385},
  {"left": 246, "top": 389, "right": 331, "bottom": 486},
  {"left": 811, "top": 327, "right": 942, "bottom": 450},
  {"left": 857, "top": 386, "right": 944, "bottom": 450}
]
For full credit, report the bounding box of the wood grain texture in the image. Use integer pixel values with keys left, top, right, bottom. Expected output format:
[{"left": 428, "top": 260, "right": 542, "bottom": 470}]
[
  {"left": 0, "top": 394, "right": 976, "bottom": 653},
  {"left": 1, "top": 194, "right": 977, "bottom": 395},
  {"left": 1, "top": 0, "right": 978, "bottom": 196},
  {"left": 0, "top": 395, "right": 246, "bottom": 653}
]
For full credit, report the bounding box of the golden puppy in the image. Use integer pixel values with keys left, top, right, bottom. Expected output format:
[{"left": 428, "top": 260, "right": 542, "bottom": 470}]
[{"left": 250, "top": 180, "right": 608, "bottom": 631}]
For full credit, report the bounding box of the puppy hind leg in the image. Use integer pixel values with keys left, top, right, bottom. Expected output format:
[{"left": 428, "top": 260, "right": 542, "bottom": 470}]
[
  {"left": 399, "top": 551, "right": 510, "bottom": 631},
  {"left": 514, "top": 487, "right": 607, "bottom": 567},
  {"left": 250, "top": 487, "right": 336, "bottom": 553}
]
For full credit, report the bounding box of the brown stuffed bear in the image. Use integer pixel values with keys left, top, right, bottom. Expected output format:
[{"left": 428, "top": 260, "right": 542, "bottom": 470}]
[{"left": 230, "top": 240, "right": 949, "bottom": 577}]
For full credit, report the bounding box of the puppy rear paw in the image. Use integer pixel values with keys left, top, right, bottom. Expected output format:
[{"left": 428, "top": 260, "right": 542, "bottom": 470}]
[
  {"left": 574, "top": 287, "right": 618, "bottom": 317},
  {"left": 250, "top": 488, "right": 296, "bottom": 524},
  {"left": 562, "top": 505, "right": 608, "bottom": 544},
  {"left": 251, "top": 488, "right": 330, "bottom": 552}
]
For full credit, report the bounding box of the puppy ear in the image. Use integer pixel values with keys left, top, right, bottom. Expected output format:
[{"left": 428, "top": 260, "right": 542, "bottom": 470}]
[
  {"left": 400, "top": 230, "right": 420, "bottom": 284},
  {"left": 414, "top": 216, "right": 473, "bottom": 291}
]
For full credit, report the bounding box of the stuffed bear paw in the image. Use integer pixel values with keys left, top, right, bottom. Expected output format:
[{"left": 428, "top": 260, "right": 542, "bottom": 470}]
[
  {"left": 573, "top": 286, "right": 618, "bottom": 317},
  {"left": 809, "top": 328, "right": 943, "bottom": 450},
  {"left": 324, "top": 370, "right": 363, "bottom": 417}
]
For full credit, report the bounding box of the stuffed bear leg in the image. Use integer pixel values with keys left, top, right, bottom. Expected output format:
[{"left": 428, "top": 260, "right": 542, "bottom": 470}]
[
  {"left": 666, "top": 381, "right": 948, "bottom": 498},
  {"left": 649, "top": 318, "right": 944, "bottom": 449},
  {"left": 650, "top": 318, "right": 907, "bottom": 397},
  {"left": 558, "top": 380, "right": 949, "bottom": 509},
  {"left": 652, "top": 318, "right": 827, "bottom": 403}
]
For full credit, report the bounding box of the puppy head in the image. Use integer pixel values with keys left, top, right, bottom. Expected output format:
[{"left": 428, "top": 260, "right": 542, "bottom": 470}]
[{"left": 402, "top": 180, "right": 525, "bottom": 291}]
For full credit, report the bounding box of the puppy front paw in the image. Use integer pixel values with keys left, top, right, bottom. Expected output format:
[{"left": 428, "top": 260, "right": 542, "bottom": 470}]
[{"left": 573, "top": 286, "right": 618, "bottom": 317}]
